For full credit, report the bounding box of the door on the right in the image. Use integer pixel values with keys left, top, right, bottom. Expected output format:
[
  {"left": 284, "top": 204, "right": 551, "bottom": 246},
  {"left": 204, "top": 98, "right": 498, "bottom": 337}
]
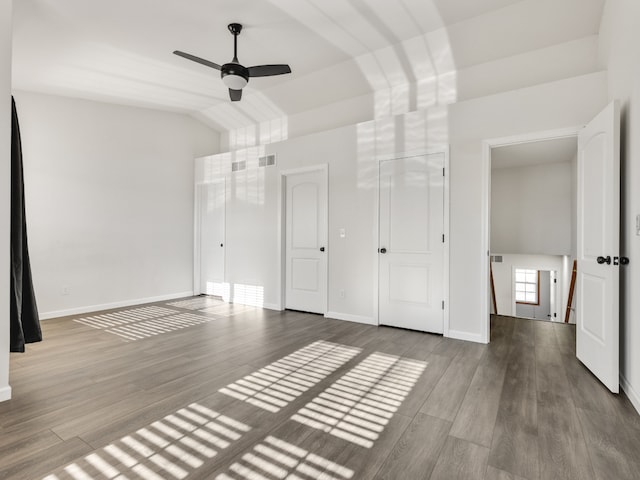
[
  {"left": 577, "top": 101, "right": 620, "bottom": 393},
  {"left": 378, "top": 153, "right": 445, "bottom": 334}
]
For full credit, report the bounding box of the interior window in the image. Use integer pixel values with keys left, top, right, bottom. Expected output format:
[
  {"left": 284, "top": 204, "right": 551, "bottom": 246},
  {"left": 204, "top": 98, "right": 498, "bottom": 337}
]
[{"left": 515, "top": 268, "right": 539, "bottom": 305}]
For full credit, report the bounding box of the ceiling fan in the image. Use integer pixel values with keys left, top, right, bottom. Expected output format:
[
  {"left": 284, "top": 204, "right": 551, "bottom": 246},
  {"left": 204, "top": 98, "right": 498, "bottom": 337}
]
[{"left": 174, "top": 23, "right": 292, "bottom": 102}]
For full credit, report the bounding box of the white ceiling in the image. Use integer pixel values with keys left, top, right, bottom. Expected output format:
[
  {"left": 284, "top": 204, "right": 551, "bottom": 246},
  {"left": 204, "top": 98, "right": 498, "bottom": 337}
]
[
  {"left": 12, "top": 0, "right": 605, "bottom": 133},
  {"left": 491, "top": 136, "right": 578, "bottom": 170}
]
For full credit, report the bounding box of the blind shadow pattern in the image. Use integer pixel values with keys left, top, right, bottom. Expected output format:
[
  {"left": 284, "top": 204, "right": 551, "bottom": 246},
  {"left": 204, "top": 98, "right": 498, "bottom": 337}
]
[
  {"left": 291, "top": 353, "right": 427, "bottom": 448},
  {"left": 167, "top": 297, "right": 255, "bottom": 317},
  {"left": 74, "top": 306, "right": 216, "bottom": 342},
  {"left": 199, "top": 303, "right": 255, "bottom": 317},
  {"left": 219, "top": 341, "right": 361, "bottom": 413},
  {"left": 215, "top": 435, "right": 354, "bottom": 480},
  {"left": 42, "top": 403, "right": 251, "bottom": 480},
  {"left": 167, "top": 297, "right": 225, "bottom": 310}
]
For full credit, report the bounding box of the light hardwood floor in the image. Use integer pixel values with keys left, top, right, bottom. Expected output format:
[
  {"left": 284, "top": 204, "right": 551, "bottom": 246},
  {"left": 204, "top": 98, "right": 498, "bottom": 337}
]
[{"left": 1, "top": 297, "right": 639, "bottom": 480}]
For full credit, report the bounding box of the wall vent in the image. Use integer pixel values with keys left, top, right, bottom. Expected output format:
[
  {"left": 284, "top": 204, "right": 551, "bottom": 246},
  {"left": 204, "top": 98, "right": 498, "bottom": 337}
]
[
  {"left": 491, "top": 255, "right": 503, "bottom": 263},
  {"left": 231, "top": 160, "right": 247, "bottom": 172},
  {"left": 258, "top": 154, "right": 276, "bottom": 167}
]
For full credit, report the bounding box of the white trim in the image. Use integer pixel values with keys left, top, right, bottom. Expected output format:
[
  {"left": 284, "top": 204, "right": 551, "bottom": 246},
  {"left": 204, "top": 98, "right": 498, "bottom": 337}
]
[
  {"left": 481, "top": 126, "right": 582, "bottom": 343},
  {"left": 279, "top": 164, "right": 329, "bottom": 315},
  {"left": 277, "top": 173, "right": 285, "bottom": 311},
  {"left": 193, "top": 183, "right": 201, "bottom": 295},
  {"left": 262, "top": 303, "right": 283, "bottom": 312},
  {"left": 373, "top": 147, "right": 448, "bottom": 163},
  {"left": 0, "top": 386, "right": 11, "bottom": 403},
  {"left": 621, "top": 374, "right": 640, "bottom": 416},
  {"left": 447, "top": 329, "right": 487, "bottom": 344},
  {"left": 39, "top": 291, "right": 194, "bottom": 320},
  {"left": 325, "top": 311, "right": 376, "bottom": 326},
  {"left": 443, "top": 146, "right": 451, "bottom": 337},
  {"left": 485, "top": 127, "right": 582, "bottom": 148}
]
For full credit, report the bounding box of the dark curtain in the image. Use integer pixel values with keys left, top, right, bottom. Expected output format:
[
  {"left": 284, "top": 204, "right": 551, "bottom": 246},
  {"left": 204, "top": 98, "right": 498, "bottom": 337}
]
[{"left": 10, "top": 96, "right": 41, "bottom": 352}]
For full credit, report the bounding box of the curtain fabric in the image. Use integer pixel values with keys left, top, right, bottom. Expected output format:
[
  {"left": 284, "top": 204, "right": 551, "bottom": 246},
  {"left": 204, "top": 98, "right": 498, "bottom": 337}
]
[{"left": 10, "top": 96, "right": 41, "bottom": 352}]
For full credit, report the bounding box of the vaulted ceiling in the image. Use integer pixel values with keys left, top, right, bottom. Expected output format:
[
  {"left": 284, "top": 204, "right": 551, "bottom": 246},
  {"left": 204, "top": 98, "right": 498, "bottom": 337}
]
[{"left": 12, "top": 0, "right": 605, "bottom": 135}]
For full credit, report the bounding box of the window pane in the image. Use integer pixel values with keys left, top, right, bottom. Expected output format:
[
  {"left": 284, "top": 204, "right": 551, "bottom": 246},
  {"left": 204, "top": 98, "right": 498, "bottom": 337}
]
[
  {"left": 526, "top": 284, "right": 536, "bottom": 293},
  {"left": 516, "top": 292, "right": 526, "bottom": 301},
  {"left": 516, "top": 284, "right": 526, "bottom": 292},
  {"left": 526, "top": 272, "right": 537, "bottom": 283},
  {"left": 526, "top": 292, "right": 536, "bottom": 302},
  {"left": 515, "top": 272, "right": 525, "bottom": 282}
]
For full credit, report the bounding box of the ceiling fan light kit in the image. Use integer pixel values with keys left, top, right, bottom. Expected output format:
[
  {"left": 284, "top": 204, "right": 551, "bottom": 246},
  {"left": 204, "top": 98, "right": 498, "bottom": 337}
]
[{"left": 173, "top": 22, "right": 291, "bottom": 102}]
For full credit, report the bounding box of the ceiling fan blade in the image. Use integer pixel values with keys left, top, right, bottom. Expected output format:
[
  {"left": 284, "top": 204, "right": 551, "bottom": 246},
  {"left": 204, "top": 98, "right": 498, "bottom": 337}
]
[
  {"left": 247, "top": 64, "right": 292, "bottom": 77},
  {"left": 173, "top": 51, "right": 222, "bottom": 71},
  {"left": 229, "top": 88, "right": 242, "bottom": 101}
]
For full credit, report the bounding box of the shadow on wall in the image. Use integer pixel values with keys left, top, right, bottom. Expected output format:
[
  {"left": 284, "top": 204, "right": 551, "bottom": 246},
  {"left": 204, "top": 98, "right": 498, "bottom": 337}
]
[{"left": 200, "top": 0, "right": 457, "bottom": 152}]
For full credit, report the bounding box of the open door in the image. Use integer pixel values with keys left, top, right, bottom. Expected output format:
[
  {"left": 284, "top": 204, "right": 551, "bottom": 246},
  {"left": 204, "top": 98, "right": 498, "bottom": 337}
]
[{"left": 576, "top": 101, "right": 620, "bottom": 393}]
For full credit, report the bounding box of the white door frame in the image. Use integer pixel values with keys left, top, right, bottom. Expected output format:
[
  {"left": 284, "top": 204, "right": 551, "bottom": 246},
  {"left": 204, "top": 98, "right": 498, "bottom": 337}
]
[
  {"left": 481, "top": 127, "right": 581, "bottom": 343},
  {"left": 193, "top": 179, "right": 226, "bottom": 296},
  {"left": 372, "top": 148, "right": 450, "bottom": 335},
  {"left": 278, "top": 164, "right": 329, "bottom": 313}
]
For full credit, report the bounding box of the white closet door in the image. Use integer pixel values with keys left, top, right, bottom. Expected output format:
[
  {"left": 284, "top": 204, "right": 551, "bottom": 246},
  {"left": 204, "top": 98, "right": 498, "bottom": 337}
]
[
  {"left": 285, "top": 169, "right": 327, "bottom": 314},
  {"left": 199, "top": 181, "right": 226, "bottom": 296},
  {"left": 379, "top": 154, "right": 445, "bottom": 333}
]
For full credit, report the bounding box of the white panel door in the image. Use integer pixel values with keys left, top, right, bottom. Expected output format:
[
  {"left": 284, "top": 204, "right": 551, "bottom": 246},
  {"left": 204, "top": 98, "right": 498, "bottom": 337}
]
[
  {"left": 379, "top": 154, "right": 445, "bottom": 333},
  {"left": 285, "top": 169, "right": 327, "bottom": 314},
  {"left": 199, "top": 181, "right": 226, "bottom": 296},
  {"left": 576, "top": 101, "right": 620, "bottom": 393}
]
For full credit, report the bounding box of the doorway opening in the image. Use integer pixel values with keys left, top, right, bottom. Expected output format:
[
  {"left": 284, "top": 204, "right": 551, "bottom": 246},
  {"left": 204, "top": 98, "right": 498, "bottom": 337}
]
[
  {"left": 512, "top": 268, "right": 556, "bottom": 321},
  {"left": 482, "top": 129, "right": 580, "bottom": 339}
]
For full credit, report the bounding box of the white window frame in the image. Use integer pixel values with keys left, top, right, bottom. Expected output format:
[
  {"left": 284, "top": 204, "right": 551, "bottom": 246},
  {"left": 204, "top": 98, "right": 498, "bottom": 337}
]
[{"left": 515, "top": 268, "right": 540, "bottom": 306}]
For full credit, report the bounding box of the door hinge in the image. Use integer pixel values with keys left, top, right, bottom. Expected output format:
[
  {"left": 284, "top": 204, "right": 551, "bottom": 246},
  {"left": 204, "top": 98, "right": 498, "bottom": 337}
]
[
  {"left": 442, "top": 234, "right": 445, "bottom": 243},
  {"left": 442, "top": 300, "right": 445, "bottom": 310},
  {"left": 443, "top": 167, "right": 445, "bottom": 177}
]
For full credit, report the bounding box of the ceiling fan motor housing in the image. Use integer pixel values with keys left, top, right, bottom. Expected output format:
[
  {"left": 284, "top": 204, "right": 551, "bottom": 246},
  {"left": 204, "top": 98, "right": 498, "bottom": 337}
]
[{"left": 221, "top": 63, "right": 249, "bottom": 89}]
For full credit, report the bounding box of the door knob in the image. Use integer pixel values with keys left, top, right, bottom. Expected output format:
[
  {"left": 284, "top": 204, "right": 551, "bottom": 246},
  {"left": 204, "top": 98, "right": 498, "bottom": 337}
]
[
  {"left": 621, "top": 257, "right": 630, "bottom": 265},
  {"left": 597, "top": 256, "right": 611, "bottom": 265},
  {"left": 379, "top": 247, "right": 387, "bottom": 254},
  {"left": 220, "top": 243, "right": 224, "bottom": 247},
  {"left": 320, "top": 247, "right": 325, "bottom": 252}
]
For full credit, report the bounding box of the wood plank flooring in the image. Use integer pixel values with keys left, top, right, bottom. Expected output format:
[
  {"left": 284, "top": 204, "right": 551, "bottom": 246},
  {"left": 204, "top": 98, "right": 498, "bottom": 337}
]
[{"left": 1, "top": 300, "right": 639, "bottom": 480}]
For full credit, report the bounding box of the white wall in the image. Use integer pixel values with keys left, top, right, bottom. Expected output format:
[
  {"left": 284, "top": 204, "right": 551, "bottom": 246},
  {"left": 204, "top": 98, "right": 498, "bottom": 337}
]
[
  {"left": 492, "top": 253, "right": 568, "bottom": 322},
  {"left": 197, "top": 71, "right": 607, "bottom": 341},
  {"left": 14, "top": 91, "right": 219, "bottom": 318},
  {"left": 219, "top": 33, "right": 602, "bottom": 152},
  {"left": 0, "top": 0, "right": 12, "bottom": 402},
  {"left": 599, "top": 0, "right": 640, "bottom": 412},
  {"left": 491, "top": 162, "right": 574, "bottom": 255}
]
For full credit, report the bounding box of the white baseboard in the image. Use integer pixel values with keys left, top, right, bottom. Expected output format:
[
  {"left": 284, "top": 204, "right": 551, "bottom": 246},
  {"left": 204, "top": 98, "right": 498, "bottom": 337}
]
[
  {"left": 262, "top": 303, "right": 283, "bottom": 311},
  {"left": 325, "top": 311, "right": 377, "bottom": 326},
  {"left": 446, "top": 329, "right": 487, "bottom": 344},
  {"left": 39, "top": 291, "right": 195, "bottom": 320},
  {"left": 0, "top": 385, "right": 12, "bottom": 403},
  {"left": 620, "top": 373, "right": 640, "bottom": 416}
]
